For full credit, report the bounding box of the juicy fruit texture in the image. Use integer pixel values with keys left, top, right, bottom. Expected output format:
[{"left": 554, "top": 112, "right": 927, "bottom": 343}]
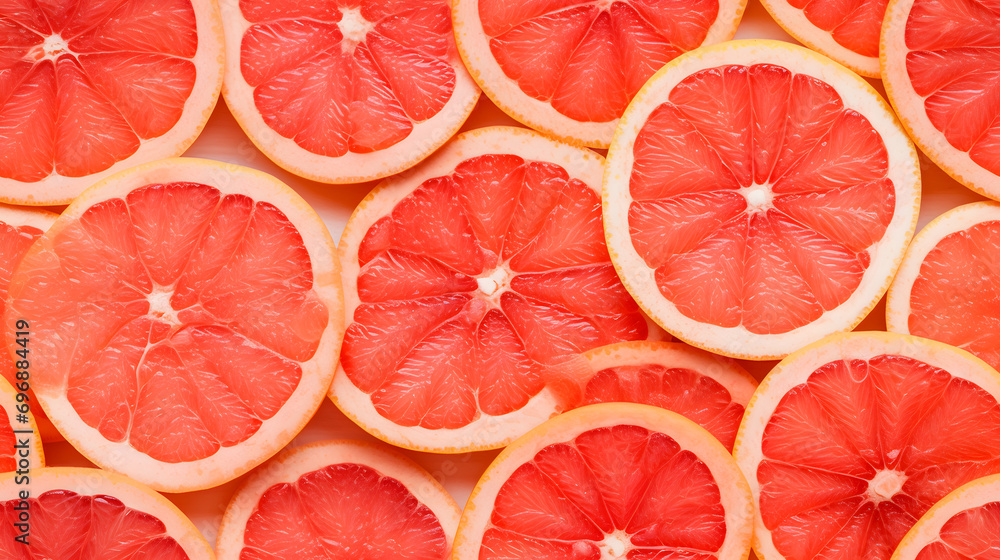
[
  {"left": 0, "top": 0, "right": 199, "bottom": 182},
  {"left": 629, "top": 63, "right": 893, "bottom": 335},
  {"left": 480, "top": 0, "right": 721, "bottom": 123},
  {"left": 481, "top": 424, "right": 728, "bottom": 560},
  {"left": 907, "top": 220, "right": 1000, "bottom": 370},
  {"left": 755, "top": 354, "right": 1000, "bottom": 560},
  {"left": 7, "top": 182, "right": 328, "bottom": 464},
  {"left": 785, "top": 0, "right": 887, "bottom": 58},
  {"left": 240, "top": 463, "right": 448, "bottom": 559},
  {"left": 914, "top": 501, "right": 1000, "bottom": 560},
  {"left": 0, "top": 402, "right": 14, "bottom": 472},
  {"left": 0, "top": 490, "right": 188, "bottom": 559},
  {"left": 903, "top": 0, "right": 1000, "bottom": 177},
  {"left": 239, "top": 0, "right": 458, "bottom": 157},
  {"left": 342, "top": 151, "right": 647, "bottom": 431},
  {"left": 580, "top": 364, "right": 747, "bottom": 450}
]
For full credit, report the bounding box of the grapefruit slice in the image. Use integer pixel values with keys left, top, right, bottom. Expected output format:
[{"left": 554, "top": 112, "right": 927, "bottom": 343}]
[
  {"left": 4, "top": 158, "right": 344, "bottom": 492},
  {"left": 453, "top": 0, "right": 747, "bottom": 148},
  {"left": 892, "top": 474, "right": 1000, "bottom": 560},
  {"left": 0, "top": 0, "right": 224, "bottom": 206},
  {"left": 882, "top": 0, "right": 1000, "bottom": 200},
  {"left": 886, "top": 202, "right": 1000, "bottom": 372},
  {"left": 757, "top": 0, "right": 887, "bottom": 77},
  {"left": 0, "top": 377, "right": 42, "bottom": 474},
  {"left": 733, "top": 332, "right": 1000, "bottom": 560},
  {"left": 334, "top": 126, "right": 656, "bottom": 453},
  {"left": 0, "top": 467, "right": 213, "bottom": 558},
  {"left": 216, "top": 439, "right": 461, "bottom": 560},
  {"left": 570, "top": 340, "right": 758, "bottom": 450},
  {"left": 453, "top": 402, "right": 755, "bottom": 560},
  {"left": 603, "top": 40, "right": 921, "bottom": 360},
  {"left": 221, "top": 0, "right": 480, "bottom": 184},
  {"left": 0, "top": 204, "right": 59, "bottom": 441}
]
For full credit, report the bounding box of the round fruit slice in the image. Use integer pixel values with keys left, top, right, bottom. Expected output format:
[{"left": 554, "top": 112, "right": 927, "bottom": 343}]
[
  {"left": 216, "top": 439, "right": 461, "bottom": 560},
  {"left": 4, "top": 158, "right": 344, "bottom": 492},
  {"left": 0, "top": 467, "right": 213, "bottom": 558},
  {"left": 604, "top": 40, "right": 921, "bottom": 360},
  {"left": 882, "top": 0, "right": 1000, "bottom": 199},
  {"left": 453, "top": 0, "right": 746, "bottom": 148},
  {"left": 0, "top": 0, "right": 224, "bottom": 206},
  {"left": 0, "top": 204, "right": 59, "bottom": 441},
  {"left": 758, "top": 0, "right": 887, "bottom": 77},
  {"left": 892, "top": 474, "right": 1000, "bottom": 560},
  {"left": 733, "top": 332, "right": 1000, "bottom": 560},
  {"left": 221, "top": 0, "right": 480, "bottom": 184},
  {"left": 334, "top": 126, "right": 655, "bottom": 453},
  {"left": 886, "top": 202, "right": 1000, "bottom": 372},
  {"left": 0, "top": 377, "right": 43, "bottom": 474},
  {"left": 453, "top": 403, "right": 754, "bottom": 560},
  {"left": 570, "top": 340, "right": 758, "bottom": 450}
]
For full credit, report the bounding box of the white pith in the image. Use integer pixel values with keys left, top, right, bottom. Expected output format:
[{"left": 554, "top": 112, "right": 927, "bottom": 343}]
[
  {"left": 868, "top": 469, "right": 907, "bottom": 502},
  {"left": 29, "top": 33, "right": 70, "bottom": 62},
  {"left": 733, "top": 332, "right": 1000, "bottom": 560},
  {"left": 338, "top": 7, "right": 374, "bottom": 48},
  {"left": 603, "top": 40, "right": 921, "bottom": 360},
  {"left": 887, "top": 202, "right": 1000, "bottom": 336}
]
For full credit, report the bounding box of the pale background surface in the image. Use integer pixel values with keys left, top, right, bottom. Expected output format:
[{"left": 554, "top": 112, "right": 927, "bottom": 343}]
[{"left": 44, "top": 0, "right": 986, "bottom": 546}]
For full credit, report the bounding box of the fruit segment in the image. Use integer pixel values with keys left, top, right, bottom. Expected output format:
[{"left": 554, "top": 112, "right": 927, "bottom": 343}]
[
  {"left": 344, "top": 151, "right": 646, "bottom": 431},
  {"left": 0, "top": 0, "right": 198, "bottom": 182},
  {"left": 628, "top": 63, "right": 893, "bottom": 335},
  {"left": 7, "top": 182, "right": 329, "bottom": 465},
  {"left": 239, "top": 0, "right": 456, "bottom": 157}
]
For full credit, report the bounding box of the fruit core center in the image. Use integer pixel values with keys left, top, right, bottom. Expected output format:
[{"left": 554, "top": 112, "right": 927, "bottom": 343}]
[
  {"left": 596, "top": 0, "right": 617, "bottom": 9},
  {"left": 476, "top": 267, "right": 510, "bottom": 297},
  {"left": 29, "top": 34, "right": 70, "bottom": 62},
  {"left": 147, "top": 285, "right": 181, "bottom": 327},
  {"left": 868, "top": 469, "right": 907, "bottom": 502},
  {"left": 339, "top": 7, "right": 373, "bottom": 48},
  {"left": 739, "top": 183, "right": 774, "bottom": 213},
  {"left": 599, "top": 531, "right": 631, "bottom": 559}
]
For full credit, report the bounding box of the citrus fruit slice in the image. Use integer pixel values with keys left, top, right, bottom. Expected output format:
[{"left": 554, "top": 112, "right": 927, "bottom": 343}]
[
  {"left": 453, "top": 402, "right": 754, "bottom": 560},
  {"left": 603, "top": 40, "right": 921, "bottom": 360},
  {"left": 4, "top": 158, "right": 344, "bottom": 492},
  {"left": 570, "top": 340, "right": 758, "bottom": 450},
  {"left": 882, "top": 0, "right": 1000, "bottom": 199},
  {"left": 892, "top": 474, "right": 1000, "bottom": 560},
  {"left": 0, "top": 204, "right": 59, "bottom": 441},
  {"left": 757, "top": 0, "right": 887, "bottom": 77},
  {"left": 221, "top": 0, "right": 480, "bottom": 184},
  {"left": 733, "top": 332, "right": 1000, "bottom": 560},
  {"left": 886, "top": 202, "right": 1000, "bottom": 372},
  {"left": 453, "top": 0, "right": 747, "bottom": 148},
  {"left": 0, "top": 0, "right": 224, "bottom": 206},
  {"left": 334, "top": 126, "right": 655, "bottom": 453},
  {"left": 216, "top": 439, "right": 461, "bottom": 560},
  {"left": 0, "top": 377, "right": 42, "bottom": 474},
  {"left": 0, "top": 467, "right": 213, "bottom": 558}
]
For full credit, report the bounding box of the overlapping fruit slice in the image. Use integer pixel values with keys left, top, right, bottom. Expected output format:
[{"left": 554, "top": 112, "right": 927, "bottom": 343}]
[
  {"left": 453, "top": 0, "right": 747, "bottom": 147},
  {"left": 571, "top": 340, "right": 757, "bottom": 450},
  {"left": 734, "top": 332, "right": 1000, "bottom": 560},
  {"left": 0, "top": 377, "right": 42, "bottom": 474},
  {"left": 453, "top": 403, "right": 754, "bottom": 560},
  {"left": 0, "top": 0, "right": 224, "bottom": 205},
  {"left": 4, "top": 158, "right": 344, "bottom": 492},
  {"left": 892, "top": 474, "right": 1000, "bottom": 560},
  {"left": 221, "top": 0, "right": 479, "bottom": 183},
  {"left": 216, "top": 439, "right": 461, "bottom": 560},
  {"left": 887, "top": 202, "right": 1000, "bottom": 372},
  {"left": 334, "top": 127, "right": 654, "bottom": 452},
  {"left": 0, "top": 467, "right": 212, "bottom": 559},
  {"left": 882, "top": 0, "right": 1000, "bottom": 199},
  {"left": 0, "top": 205, "right": 59, "bottom": 441},
  {"left": 603, "top": 40, "right": 920, "bottom": 360}
]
